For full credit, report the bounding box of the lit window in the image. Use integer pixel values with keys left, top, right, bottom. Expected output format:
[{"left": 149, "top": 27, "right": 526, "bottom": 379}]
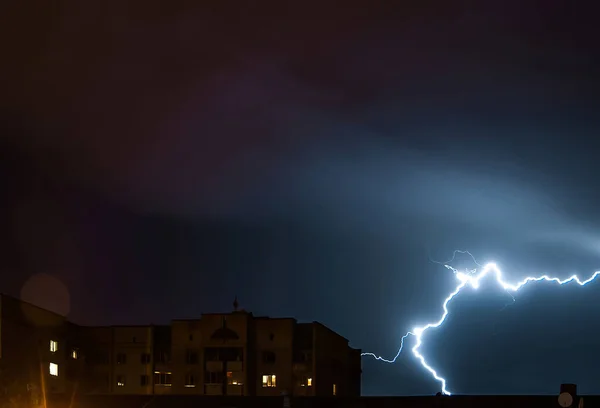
[
  {"left": 184, "top": 373, "right": 195, "bottom": 387},
  {"left": 227, "top": 372, "right": 243, "bottom": 386},
  {"left": 300, "top": 376, "right": 313, "bottom": 387},
  {"left": 50, "top": 340, "right": 58, "bottom": 353},
  {"left": 116, "top": 375, "right": 125, "bottom": 387},
  {"left": 71, "top": 350, "right": 78, "bottom": 359},
  {"left": 154, "top": 371, "right": 172, "bottom": 386},
  {"left": 333, "top": 383, "right": 337, "bottom": 395},
  {"left": 262, "top": 374, "right": 276, "bottom": 388},
  {"left": 49, "top": 363, "right": 58, "bottom": 376}
]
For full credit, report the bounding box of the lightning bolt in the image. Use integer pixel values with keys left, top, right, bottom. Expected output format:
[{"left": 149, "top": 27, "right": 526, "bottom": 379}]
[{"left": 361, "top": 251, "right": 600, "bottom": 395}]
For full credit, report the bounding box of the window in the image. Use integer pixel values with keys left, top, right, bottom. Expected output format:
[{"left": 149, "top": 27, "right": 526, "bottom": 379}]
[
  {"left": 185, "top": 350, "right": 199, "bottom": 364},
  {"left": 293, "top": 350, "right": 312, "bottom": 363},
  {"left": 116, "top": 375, "right": 126, "bottom": 387},
  {"left": 71, "top": 349, "right": 78, "bottom": 359},
  {"left": 227, "top": 371, "right": 243, "bottom": 386},
  {"left": 50, "top": 340, "right": 58, "bottom": 353},
  {"left": 189, "top": 334, "right": 193, "bottom": 341},
  {"left": 204, "top": 347, "right": 220, "bottom": 361},
  {"left": 204, "top": 371, "right": 224, "bottom": 384},
  {"left": 140, "top": 353, "right": 151, "bottom": 364},
  {"left": 333, "top": 383, "right": 337, "bottom": 396},
  {"left": 300, "top": 376, "right": 312, "bottom": 387},
  {"left": 140, "top": 375, "right": 149, "bottom": 386},
  {"left": 132, "top": 336, "right": 137, "bottom": 343},
  {"left": 262, "top": 374, "right": 276, "bottom": 388},
  {"left": 154, "top": 371, "right": 172, "bottom": 386},
  {"left": 262, "top": 350, "right": 276, "bottom": 364},
  {"left": 49, "top": 363, "right": 58, "bottom": 376},
  {"left": 116, "top": 353, "right": 127, "bottom": 364},
  {"left": 184, "top": 373, "right": 195, "bottom": 387},
  {"left": 155, "top": 351, "right": 169, "bottom": 364}
]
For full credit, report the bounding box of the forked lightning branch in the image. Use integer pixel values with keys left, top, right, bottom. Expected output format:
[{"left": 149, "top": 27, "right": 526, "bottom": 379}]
[{"left": 361, "top": 252, "right": 600, "bottom": 395}]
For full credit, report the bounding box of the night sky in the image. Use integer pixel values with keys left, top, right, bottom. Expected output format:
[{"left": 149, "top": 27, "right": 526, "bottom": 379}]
[{"left": 2, "top": 0, "right": 600, "bottom": 397}]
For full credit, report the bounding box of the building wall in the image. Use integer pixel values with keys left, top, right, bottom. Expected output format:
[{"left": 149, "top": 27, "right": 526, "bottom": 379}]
[
  {"left": 170, "top": 320, "right": 201, "bottom": 395},
  {"left": 0, "top": 296, "right": 360, "bottom": 399},
  {"left": 152, "top": 325, "right": 172, "bottom": 395},
  {"left": 199, "top": 312, "right": 249, "bottom": 396},
  {"left": 77, "top": 326, "right": 113, "bottom": 394},
  {"left": 0, "top": 294, "right": 72, "bottom": 404},
  {"left": 313, "top": 322, "right": 355, "bottom": 397},
  {"left": 254, "top": 318, "right": 295, "bottom": 396},
  {"left": 292, "top": 323, "right": 314, "bottom": 397},
  {"left": 347, "top": 347, "right": 362, "bottom": 397},
  {"left": 111, "top": 326, "right": 155, "bottom": 395}
]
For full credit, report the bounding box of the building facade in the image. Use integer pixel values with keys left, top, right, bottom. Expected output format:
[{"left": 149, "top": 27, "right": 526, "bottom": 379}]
[
  {"left": 167, "top": 310, "right": 362, "bottom": 397},
  {"left": 0, "top": 295, "right": 361, "bottom": 401},
  {"left": 0, "top": 294, "right": 84, "bottom": 406}
]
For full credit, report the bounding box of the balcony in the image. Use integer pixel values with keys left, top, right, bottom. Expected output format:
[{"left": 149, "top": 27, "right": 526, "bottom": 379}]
[
  {"left": 205, "top": 361, "right": 223, "bottom": 371},
  {"left": 293, "top": 362, "right": 312, "bottom": 372},
  {"left": 205, "top": 384, "right": 222, "bottom": 395},
  {"left": 227, "top": 384, "right": 243, "bottom": 395},
  {"left": 227, "top": 361, "right": 243, "bottom": 371}
]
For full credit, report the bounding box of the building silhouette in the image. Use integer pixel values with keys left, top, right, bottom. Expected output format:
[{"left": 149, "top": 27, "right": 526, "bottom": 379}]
[{"left": 0, "top": 294, "right": 361, "bottom": 400}]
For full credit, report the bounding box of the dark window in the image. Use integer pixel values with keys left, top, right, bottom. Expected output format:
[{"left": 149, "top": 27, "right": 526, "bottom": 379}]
[
  {"left": 293, "top": 350, "right": 312, "bottom": 363},
  {"left": 132, "top": 337, "right": 137, "bottom": 343},
  {"left": 155, "top": 351, "right": 169, "bottom": 363},
  {"left": 262, "top": 351, "right": 276, "bottom": 364},
  {"left": 116, "top": 353, "right": 127, "bottom": 364},
  {"left": 269, "top": 333, "right": 275, "bottom": 341},
  {"left": 140, "top": 375, "right": 149, "bottom": 386},
  {"left": 189, "top": 334, "right": 193, "bottom": 341},
  {"left": 141, "top": 353, "right": 151, "bottom": 364},
  {"left": 222, "top": 347, "right": 243, "bottom": 361},
  {"left": 204, "top": 371, "right": 224, "bottom": 384},
  {"left": 293, "top": 351, "right": 305, "bottom": 362},
  {"left": 205, "top": 348, "right": 220, "bottom": 361},
  {"left": 185, "top": 350, "right": 199, "bottom": 364}
]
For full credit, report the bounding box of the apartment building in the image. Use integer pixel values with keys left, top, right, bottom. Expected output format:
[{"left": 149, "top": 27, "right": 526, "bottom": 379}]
[
  {"left": 0, "top": 295, "right": 361, "bottom": 399},
  {"left": 150, "top": 307, "right": 362, "bottom": 397},
  {"left": 0, "top": 294, "right": 84, "bottom": 405}
]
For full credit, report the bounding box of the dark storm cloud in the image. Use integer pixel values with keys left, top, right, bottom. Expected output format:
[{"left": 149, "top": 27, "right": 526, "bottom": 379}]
[{"left": 2, "top": 1, "right": 597, "bottom": 222}]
